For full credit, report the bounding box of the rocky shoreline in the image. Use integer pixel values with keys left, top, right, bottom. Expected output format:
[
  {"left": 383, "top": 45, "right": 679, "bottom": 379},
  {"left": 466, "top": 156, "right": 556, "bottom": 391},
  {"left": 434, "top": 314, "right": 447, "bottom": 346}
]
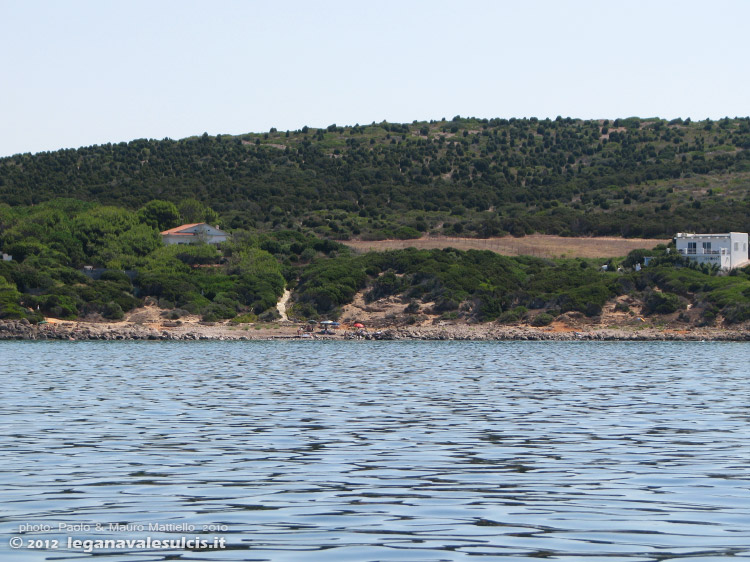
[
  {"left": 376, "top": 325, "right": 750, "bottom": 341},
  {"left": 2, "top": 318, "right": 749, "bottom": 342}
]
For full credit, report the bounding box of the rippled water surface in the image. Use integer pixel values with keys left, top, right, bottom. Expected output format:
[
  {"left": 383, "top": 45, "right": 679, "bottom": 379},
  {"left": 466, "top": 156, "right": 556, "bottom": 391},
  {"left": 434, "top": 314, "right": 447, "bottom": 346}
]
[{"left": 1, "top": 341, "right": 750, "bottom": 561}]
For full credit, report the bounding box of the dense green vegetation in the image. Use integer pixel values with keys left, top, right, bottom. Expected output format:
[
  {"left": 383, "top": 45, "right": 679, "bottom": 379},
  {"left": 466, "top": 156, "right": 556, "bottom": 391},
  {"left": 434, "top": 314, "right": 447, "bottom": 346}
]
[
  {"left": 291, "top": 245, "right": 750, "bottom": 326},
  {"left": 0, "top": 200, "right": 345, "bottom": 322},
  {"left": 1, "top": 198, "right": 749, "bottom": 327},
  {"left": 2, "top": 117, "right": 749, "bottom": 239},
  {"left": 636, "top": 261, "right": 750, "bottom": 324},
  {"left": 292, "top": 248, "right": 613, "bottom": 320}
]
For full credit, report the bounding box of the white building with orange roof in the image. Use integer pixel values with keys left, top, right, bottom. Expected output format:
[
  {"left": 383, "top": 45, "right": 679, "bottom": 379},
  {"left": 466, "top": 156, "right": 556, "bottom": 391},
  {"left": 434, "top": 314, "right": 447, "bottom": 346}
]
[{"left": 161, "top": 223, "right": 229, "bottom": 245}]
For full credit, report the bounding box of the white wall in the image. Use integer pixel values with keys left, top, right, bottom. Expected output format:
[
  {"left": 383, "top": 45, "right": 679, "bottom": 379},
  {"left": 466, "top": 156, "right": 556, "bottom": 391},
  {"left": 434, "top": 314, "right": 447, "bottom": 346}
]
[
  {"left": 729, "top": 232, "right": 749, "bottom": 267},
  {"left": 675, "top": 232, "right": 749, "bottom": 269}
]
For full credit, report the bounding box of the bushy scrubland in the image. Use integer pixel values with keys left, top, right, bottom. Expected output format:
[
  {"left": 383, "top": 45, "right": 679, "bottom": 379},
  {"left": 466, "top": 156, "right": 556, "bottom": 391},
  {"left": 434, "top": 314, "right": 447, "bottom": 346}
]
[
  {"left": 2, "top": 200, "right": 749, "bottom": 327},
  {"left": 0, "top": 200, "right": 341, "bottom": 322},
  {"left": 293, "top": 245, "right": 750, "bottom": 326}
]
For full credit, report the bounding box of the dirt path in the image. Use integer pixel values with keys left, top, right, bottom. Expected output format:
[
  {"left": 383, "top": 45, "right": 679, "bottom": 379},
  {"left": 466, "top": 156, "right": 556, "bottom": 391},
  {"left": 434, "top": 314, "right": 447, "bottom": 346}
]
[
  {"left": 342, "top": 234, "right": 669, "bottom": 259},
  {"left": 276, "top": 288, "right": 292, "bottom": 321}
]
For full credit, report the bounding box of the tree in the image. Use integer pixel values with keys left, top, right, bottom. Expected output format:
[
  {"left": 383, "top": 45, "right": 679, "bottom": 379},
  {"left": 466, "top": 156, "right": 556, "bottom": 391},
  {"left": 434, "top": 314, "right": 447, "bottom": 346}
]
[
  {"left": 178, "top": 199, "right": 205, "bottom": 223},
  {"left": 178, "top": 198, "right": 221, "bottom": 226},
  {"left": 137, "top": 200, "right": 181, "bottom": 231}
]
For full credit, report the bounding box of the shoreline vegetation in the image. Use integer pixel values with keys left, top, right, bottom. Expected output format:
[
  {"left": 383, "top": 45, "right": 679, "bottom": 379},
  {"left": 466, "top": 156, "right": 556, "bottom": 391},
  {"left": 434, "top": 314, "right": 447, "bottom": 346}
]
[
  {"left": 3, "top": 233, "right": 750, "bottom": 341},
  {"left": 3, "top": 224, "right": 750, "bottom": 336}
]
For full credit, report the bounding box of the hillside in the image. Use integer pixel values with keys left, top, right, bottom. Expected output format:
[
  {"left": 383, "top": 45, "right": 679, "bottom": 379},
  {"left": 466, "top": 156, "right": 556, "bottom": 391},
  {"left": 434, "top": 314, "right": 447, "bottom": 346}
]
[
  {"left": 2, "top": 117, "right": 750, "bottom": 331},
  {"left": 1, "top": 198, "right": 749, "bottom": 330},
  {"left": 2, "top": 116, "right": 750, "bottom": 238}
]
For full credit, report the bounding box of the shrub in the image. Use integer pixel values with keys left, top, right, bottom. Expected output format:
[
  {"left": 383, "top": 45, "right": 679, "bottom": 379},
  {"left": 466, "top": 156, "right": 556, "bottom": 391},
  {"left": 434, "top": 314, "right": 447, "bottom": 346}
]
[
  {"left": 643, "top": 291, "right": 683, "bottom": 315},
  {"left": 404, "top": 301, "right": 420, "bottom": 314},
  {"left": 530, "top": 313, "right": 554, "bottom": 326},
  {"left": 584, "top": 302, "right": 602, "bottom": 317},
  {"left": 366, "top": 271, "right": 407, "bottom": 302},
  {"left": 722, "top": 303, "right": 750, "bottom": 324},
  {"left": 700, "top": 309, "right": 716, "bottom": 326},
  {"left": 99, "top": 270, "right": 132, "bottom": 285},
  {"left": 37, "top": 294, "right": 78, "bottom": 319},
  {"left": 175, "top": 245, "right": 220, "bottom": 265},
  {"left": 102, "top": 301, "right": 124, "bottom": 320},
  {"left": 230, "top": 312, "right": 258, "bottom": 324},
  {"left": 300, "top": 248, "right": 317, "bottom": 262},
  {"left": 164, "top": 308, "right": 189, "bottom": 320},
  {"left": 200, "top": 302, "right": 237, "bottom": 322},
  {"left": 432, "top": 296, "right": 460, "bottom": 313},
  {"left": 0, "top": 277, "right": 29, "bottom": 319},
  {"left": 258, "top": 308, "right": 281, "bottom": 321},
  {"left": 497, "top": 306, "right": 527, "bottom": 324},
  {"left": 394, "top": 226, "right": 422, "bottom": 240}
]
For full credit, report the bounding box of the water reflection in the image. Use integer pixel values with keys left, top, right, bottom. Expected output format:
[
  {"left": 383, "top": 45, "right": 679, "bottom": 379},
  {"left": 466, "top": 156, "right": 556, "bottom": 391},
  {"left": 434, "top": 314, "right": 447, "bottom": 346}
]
[{"left": 1, "top": 341, "right": 749, "bottom": 561}]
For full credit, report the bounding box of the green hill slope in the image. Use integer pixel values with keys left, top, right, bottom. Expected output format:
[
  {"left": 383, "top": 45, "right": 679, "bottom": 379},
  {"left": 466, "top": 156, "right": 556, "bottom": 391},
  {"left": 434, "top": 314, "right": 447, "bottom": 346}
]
[{"left": 2, "top": 116, "right": 750, "bottom": 238}]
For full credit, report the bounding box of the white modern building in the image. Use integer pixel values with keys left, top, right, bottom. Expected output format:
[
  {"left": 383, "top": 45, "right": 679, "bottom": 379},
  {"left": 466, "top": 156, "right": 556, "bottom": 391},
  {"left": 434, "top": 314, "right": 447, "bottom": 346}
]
[
  {"left": 161, "top": 223, "right": 229, "bottom": 245},
  {"left": 675, "top": 232, "right": 749, "bottom": 270}
]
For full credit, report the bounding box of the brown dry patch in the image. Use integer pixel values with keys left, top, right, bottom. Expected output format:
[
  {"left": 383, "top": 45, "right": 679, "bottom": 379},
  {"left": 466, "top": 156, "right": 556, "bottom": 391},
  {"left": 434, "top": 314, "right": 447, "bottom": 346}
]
[
  {"left": 342, "top": 234, "right": 668, "bottom": 259},
  {"left": 339, "top": 291, "right": 440, "bottom": 329},
  {"left": 542, "top": 321, "right": 575, "bottom": 333},
  {"left": 341, "top": 293, "right": 406, "bottom": 325},
  {"left": 123, "top": 304, "right": 204, "bottom": 331},
  {"left": 126, "top": 306, "right": 170, "bottom": 324},
  {"left": 599, "top": 295, "right": 646, "bottom": 327}
]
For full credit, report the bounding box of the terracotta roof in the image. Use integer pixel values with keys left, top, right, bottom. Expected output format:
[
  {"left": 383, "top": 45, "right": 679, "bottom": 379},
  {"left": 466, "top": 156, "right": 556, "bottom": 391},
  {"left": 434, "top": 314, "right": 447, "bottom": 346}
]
[{"left": 160, "top": 223, "right": 203, "bottom": 235}]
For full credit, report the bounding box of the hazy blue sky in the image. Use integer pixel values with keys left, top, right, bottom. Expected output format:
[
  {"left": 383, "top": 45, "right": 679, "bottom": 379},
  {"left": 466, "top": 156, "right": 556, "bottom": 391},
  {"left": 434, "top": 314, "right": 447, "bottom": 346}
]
[{"left": 1, "top": 0, "right": 748, "bottom": 157}]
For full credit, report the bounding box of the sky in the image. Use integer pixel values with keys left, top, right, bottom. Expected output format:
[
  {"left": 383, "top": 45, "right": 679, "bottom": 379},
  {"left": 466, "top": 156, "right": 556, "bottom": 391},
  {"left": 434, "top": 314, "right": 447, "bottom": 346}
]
[{"left": 1, "top": 0, "right": 748, "bottom": 157}]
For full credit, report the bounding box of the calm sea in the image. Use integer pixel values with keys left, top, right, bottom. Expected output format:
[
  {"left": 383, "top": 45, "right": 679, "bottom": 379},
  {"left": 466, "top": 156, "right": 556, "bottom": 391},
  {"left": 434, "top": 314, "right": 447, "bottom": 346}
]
[{"left": 1, "top": 341, "right": 749, "bottom": 561}]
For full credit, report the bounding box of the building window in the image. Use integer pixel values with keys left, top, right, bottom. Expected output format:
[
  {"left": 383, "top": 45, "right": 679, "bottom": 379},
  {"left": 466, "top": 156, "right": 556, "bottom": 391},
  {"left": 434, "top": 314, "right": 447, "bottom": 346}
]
[
  {"left": 735, "top": 242, "right": 739, "bottom": 251},
  {"left": 688, "top": 242, "right": 696, "bottom": 255},
  {"left": 702, "top": 242, "right": 711, "bottom": 253}
]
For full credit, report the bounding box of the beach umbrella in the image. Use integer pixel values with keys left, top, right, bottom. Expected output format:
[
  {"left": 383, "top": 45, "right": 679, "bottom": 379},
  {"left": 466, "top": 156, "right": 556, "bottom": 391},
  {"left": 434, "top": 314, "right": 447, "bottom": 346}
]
[
  {"left": 353, "top": 323, "right": 365, "bottom": 328},
  {"left": 320, "top": 320, "right": 334, "bottom": 325}
]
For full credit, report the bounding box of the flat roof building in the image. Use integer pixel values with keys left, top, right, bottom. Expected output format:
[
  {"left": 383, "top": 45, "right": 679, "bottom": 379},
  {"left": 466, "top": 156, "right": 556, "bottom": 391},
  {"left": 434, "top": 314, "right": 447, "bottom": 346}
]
[{"left": 675, "top": 232, "right": 749, "bottom": 270}]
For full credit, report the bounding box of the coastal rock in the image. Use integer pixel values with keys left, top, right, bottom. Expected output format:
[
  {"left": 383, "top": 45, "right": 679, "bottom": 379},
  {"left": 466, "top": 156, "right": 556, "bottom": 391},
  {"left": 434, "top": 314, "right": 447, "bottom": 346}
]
[{"left": 0, "top": 319, "right": 748, "bottom": 342}]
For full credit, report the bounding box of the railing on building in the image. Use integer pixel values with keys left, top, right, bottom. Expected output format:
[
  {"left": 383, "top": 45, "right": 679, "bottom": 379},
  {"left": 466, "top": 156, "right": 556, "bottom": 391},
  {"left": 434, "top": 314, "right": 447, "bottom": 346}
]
[{"left": 678, "top": 249, "right": 724, "bottom": 256}]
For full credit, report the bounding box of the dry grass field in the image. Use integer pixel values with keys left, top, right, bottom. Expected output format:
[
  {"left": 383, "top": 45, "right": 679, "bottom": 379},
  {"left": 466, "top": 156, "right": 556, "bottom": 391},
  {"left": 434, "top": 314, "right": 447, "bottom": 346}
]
[{"left": 342, "top": 234, "right": 670, "bottom": 259}]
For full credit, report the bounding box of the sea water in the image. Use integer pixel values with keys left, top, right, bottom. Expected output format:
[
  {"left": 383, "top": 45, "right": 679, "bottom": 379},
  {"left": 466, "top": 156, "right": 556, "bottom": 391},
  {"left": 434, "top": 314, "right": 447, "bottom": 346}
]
[{"left": 1, "top": 340, "right": 749, "bottom": 561}]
